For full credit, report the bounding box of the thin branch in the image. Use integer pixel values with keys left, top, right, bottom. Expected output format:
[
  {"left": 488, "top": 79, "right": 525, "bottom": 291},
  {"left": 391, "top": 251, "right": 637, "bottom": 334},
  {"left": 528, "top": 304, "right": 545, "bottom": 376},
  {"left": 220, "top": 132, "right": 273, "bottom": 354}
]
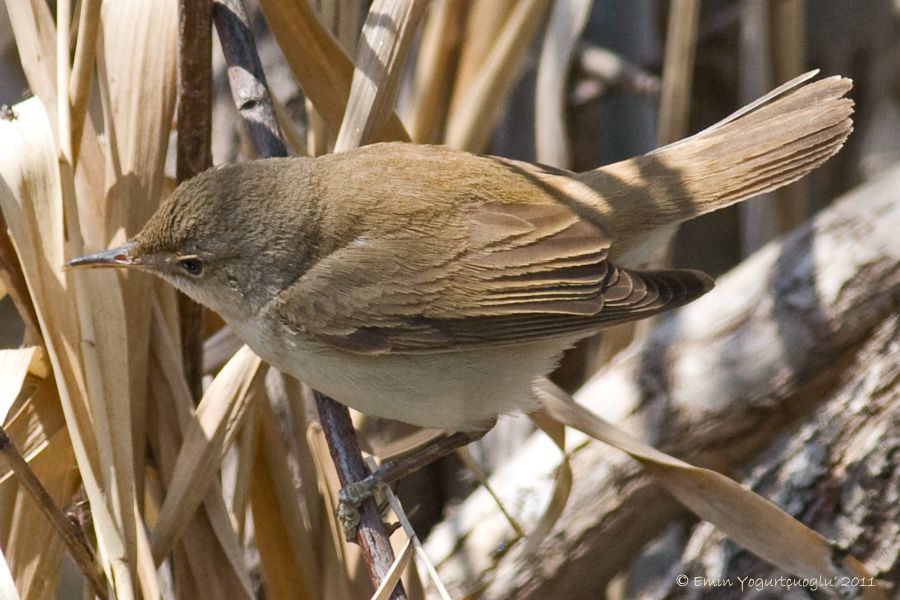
[
  {"left": 177, "top": 0, "right": 214, "bottom": 400},
  {"left": 212, "top": 0, "right": 287, "bottom": 158},
  {"left": 210, "top": 1, "right": 403, "bottom": 596},
  {"left": 0, "top": 425, "right": 109, "bottom": 600},
  {"left": 315, "top": 393, "right": 406, "bottom": 600}
]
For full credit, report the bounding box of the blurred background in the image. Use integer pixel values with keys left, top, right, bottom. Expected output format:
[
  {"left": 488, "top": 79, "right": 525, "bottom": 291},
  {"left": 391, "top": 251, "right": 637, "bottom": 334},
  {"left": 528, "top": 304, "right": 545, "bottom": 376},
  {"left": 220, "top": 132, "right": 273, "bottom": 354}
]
[{"left": 0, "top": 1, "right": 897, "bottom": 598}]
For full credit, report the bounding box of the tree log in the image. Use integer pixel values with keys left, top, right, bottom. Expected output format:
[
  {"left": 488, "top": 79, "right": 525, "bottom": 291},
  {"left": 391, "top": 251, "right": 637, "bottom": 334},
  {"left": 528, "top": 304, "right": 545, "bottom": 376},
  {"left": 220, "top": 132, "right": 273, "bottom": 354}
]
[
  {"left": 424, "top": 164, "right": 900, "bottom": 599},
  {"left": 635, "top": 315, "right": 899, "bottom": 599}
]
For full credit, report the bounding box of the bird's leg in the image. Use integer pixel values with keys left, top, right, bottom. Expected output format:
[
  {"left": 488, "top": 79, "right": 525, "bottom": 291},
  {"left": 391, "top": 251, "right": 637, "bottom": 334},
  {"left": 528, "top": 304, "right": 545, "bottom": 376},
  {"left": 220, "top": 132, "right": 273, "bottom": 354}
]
[{"left": 338, "top": 428, "right": 488, "bottom": 541}]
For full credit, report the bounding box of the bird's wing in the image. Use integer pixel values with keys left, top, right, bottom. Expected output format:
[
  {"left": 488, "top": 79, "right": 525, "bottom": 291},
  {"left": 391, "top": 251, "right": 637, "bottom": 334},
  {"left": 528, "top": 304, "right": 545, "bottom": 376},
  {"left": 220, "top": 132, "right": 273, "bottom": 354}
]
[{"left": 268, "top": 201, "right": 712, "bottom": 354}]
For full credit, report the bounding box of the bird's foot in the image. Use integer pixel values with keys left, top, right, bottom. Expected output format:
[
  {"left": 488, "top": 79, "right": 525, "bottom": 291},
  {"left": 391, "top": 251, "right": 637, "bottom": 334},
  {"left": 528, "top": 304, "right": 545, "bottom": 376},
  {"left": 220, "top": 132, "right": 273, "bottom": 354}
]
[{"left": 337, "top": 461, "right": 399, "bottom": 541}]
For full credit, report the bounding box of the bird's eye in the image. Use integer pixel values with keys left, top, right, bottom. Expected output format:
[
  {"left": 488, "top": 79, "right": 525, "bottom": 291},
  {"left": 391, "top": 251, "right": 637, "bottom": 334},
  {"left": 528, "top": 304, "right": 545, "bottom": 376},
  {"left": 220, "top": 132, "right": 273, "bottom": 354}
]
[{"left": 179, "top": 257, "right": 204, "bottom": 276}]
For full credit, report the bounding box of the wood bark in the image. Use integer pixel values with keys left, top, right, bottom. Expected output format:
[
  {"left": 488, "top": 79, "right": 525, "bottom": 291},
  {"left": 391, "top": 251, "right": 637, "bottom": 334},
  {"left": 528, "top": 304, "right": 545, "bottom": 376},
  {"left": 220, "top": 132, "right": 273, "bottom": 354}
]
[
  {"left": 424, "top": 164, "right": 900, "bottom": 599},
  {"left": 635, "top": 315, "right": 899, "bottom": 599}
]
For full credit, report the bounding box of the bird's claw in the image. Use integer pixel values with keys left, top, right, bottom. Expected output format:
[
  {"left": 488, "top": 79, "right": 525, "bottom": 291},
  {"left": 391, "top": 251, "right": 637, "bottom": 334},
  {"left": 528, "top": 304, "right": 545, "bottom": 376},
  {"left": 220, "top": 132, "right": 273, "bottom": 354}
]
[{"left": 337, "top": 480, "right": 374, "bottom": 541}]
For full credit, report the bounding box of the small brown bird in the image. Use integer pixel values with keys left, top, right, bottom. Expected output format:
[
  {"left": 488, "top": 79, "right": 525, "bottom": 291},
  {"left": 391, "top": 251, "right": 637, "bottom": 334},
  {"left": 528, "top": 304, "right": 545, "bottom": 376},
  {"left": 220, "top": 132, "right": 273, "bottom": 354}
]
[{"left": 68, "top": 74, "right": 852, "bottom": 434}]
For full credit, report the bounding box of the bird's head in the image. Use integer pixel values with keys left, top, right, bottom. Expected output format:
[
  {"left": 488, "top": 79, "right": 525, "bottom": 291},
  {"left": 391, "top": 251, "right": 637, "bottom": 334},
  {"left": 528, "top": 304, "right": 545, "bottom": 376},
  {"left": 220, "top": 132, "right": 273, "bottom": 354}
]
[{"left": 66, "top": 158, "right": 321, "bottom": 322}]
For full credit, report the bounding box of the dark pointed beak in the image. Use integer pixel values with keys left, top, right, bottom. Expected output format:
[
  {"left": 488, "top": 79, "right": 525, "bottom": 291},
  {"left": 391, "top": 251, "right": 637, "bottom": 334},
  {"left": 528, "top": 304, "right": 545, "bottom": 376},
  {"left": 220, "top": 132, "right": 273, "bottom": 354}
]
[{"left": 65, "top": 242, "right": 142, "bottom": 270}]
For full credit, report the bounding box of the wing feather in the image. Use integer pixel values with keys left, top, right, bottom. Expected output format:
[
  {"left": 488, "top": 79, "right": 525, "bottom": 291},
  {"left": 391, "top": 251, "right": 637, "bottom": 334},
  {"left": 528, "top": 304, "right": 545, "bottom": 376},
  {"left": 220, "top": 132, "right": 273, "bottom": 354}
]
[{"left": 268, "top": 200, "right": 712, "bottom": 354}]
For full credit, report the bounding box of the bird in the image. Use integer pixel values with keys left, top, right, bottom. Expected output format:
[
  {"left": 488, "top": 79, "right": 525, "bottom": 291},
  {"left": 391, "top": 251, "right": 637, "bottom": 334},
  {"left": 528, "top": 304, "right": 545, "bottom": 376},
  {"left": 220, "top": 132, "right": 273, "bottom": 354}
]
[{"left": 67, "top": 73, "right": 852, "bottom": 434}]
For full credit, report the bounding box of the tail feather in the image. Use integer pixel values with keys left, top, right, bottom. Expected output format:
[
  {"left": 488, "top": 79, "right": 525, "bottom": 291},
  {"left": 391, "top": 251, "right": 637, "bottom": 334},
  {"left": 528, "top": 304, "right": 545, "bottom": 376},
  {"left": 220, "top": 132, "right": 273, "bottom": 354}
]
[{"left": 570, "top": 74, "right": 854, "bottom": 259}]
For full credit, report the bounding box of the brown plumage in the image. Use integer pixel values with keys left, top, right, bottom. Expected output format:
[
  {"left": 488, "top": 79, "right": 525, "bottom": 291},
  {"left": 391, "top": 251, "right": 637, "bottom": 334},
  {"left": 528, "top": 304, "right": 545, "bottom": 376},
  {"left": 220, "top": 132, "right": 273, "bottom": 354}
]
[{"left": 68, "top": 73, "right": 853, "bottom": 430}]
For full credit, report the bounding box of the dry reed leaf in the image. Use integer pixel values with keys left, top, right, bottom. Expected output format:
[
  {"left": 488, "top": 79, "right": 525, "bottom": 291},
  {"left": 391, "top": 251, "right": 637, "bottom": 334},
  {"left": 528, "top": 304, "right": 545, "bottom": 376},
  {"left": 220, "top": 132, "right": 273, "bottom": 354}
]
[
  {"left": 91, "top": 4, "right": 178, "bottom": 592},
  {"left": 534, "top": 0, "right": 592, "bottom": 168},
  {"left": 0, "top": 546, "right": 18, "bottom": 600},
  {"left": 380, "top": 467, "right": 452, "bottom": 600},
  {"left": 446, "top": 0, "right": 515, "bottom": 119},
  {"left": 271, "top": 93, "right": 310, "bottom": 157},
  {"left": 257, "top": 0, "right": 409, "bottom": 143},
  {"left": 520, "top": 410, "right": 571, "bottom": 556},
  {"left": 3, "top": 0, "right": 57, "bottom": 130},
  {"left": 656, "top": 0, "right": 700, "bottom": 146},
  {"left": 407, "top": 0, "right": 466, "bottom": 143},
  {"left": 68, "top": 0, "right": 103, "bottom": 166},
  {"left": 1, "top": 420, "right": 80, "bottom": 598},
  {"left": 370, "top": 537, "right": 414, "bottom": 600},
  {"left": 334, "top": 0, "right": 428, "bottom": 151},
  {"left": 98, "top": 0, "right": 178, "bottom": 234},
  {"left": 535, "top": 379, "right": 887, "bottom": 599},
  {"left": 281, "top": 376, "right": 327, "bottom": 537},
  {"left": 445, "top": 0, "right": 552, "bottom": 152},
  {"left": 151, "top": 345, "right": 262, "bottom": 562},
  {"left": 250, "top": 402, "right": 322, "bottom": 600},
  {"left": 230, "top": 398, "right": 260, "bottom": 541},
  {"left": 0, "top": 97, "right": 136, "bottom": 594},
  {"left": 146, "top": 303, "right": 254, "bottom": 596},
  {"left": 0, "top": 348, "right": 38, "bottom": 418},
  {"left": 307, "top": 423, "right": 367, "bottom": 600},
  {"left": 0, "top": 376, "right": 70, "bottom": 486}
]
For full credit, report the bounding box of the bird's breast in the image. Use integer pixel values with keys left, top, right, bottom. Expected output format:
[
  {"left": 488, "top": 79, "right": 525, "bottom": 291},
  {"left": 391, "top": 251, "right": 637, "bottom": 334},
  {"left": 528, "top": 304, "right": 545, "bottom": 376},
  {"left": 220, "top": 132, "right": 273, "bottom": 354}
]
[{"left": 226, "top": 315, "right": 573, "bottom": 430}]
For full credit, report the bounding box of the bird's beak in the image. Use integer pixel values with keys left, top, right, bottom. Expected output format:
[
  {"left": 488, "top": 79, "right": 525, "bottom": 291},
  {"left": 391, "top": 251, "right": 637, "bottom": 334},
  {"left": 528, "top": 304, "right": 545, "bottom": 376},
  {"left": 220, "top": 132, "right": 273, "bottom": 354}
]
[{"left": 65, "top": 241, "right": 143, "bottom": 271}]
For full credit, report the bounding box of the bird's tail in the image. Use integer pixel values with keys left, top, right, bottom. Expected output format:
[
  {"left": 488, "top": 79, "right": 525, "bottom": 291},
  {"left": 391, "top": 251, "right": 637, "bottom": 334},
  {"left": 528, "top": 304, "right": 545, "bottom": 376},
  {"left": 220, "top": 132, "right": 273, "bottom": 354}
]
[{"left": 570, "top": 72, "right": 854, "bottom": 258}]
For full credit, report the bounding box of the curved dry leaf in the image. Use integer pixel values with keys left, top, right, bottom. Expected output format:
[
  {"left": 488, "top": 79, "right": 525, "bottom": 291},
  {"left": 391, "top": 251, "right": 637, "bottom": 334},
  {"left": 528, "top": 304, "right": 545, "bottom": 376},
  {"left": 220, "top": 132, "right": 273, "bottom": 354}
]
[
  {"left": 535, "top": 0, "right": 593, "bottom": 168},
  {"left": 147, "top": 304, "right": 255, "bottom": 597},
  {"left": 445, "top": 0, "right": 552, "bottom": 152},
  {"left": 0, "top": 98, "right": 135, "bottom": 593},
  {"left": 371, "top": 537, "right": 414, "bottom": 600},
  {"left": 4, "top": 0, "right": 57, "bottom": 131},
  {"left": 381, "top": 482, "right": 452, "bottom": 600},
  {"left": 408, "top": 0, "right": 467, "bottom": 144},
  {"left": 0, "top": 348, "right": 39, "bottom": 421},
  {"left": 335, "top": 0, "right": 428, "bottom": 152},
  {"left": 0, "top": 546, "right": 19, "bottom": 600},
  {"left": 534, "top": 378, "right": 887, "bottom": 600},
  {"left": 656, "top": 0, "right": 700, "bottom": 146},
  {"left": 151, "top": 345, "right": 263, "bottom": 563},
  {"left": 522, "top": 410, "right": 572, "bottom": 556},
  {"left": 0, "top": 375, "right": 69, "bottom": 486},
  {"left": 257, "top": 0, "right": 409, "bottom": 142},
  {"left": 250, "top": 400, "right": 323, "bottom": 600}
]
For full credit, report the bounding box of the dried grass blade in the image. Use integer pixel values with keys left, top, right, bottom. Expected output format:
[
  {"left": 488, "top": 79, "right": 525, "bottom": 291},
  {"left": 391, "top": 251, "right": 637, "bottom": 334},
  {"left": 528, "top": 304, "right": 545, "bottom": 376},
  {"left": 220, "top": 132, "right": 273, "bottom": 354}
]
[
  {"left": 0, "top": 98, "right": 129, "bottom": 592},
  {"left": 146, "top": 331, "right": 254, "bottom": 598},
  {"left": 95, "top": 3, "right": 179, "bottom": 592},
  {"left": 520, "top": 410, "right": 571, "bottom": 555},
  {"left": 307, "top": 423, "right": 366, "bottom": 600},
  {"left": 251, "top": 402, "right": 321, "bottom": 600},
  {"left": 408, "top": 0, "right": 466, "bottom": 143},
  {"left": 256, "top": 0, "right": 409, "bottom": 142},
  {"left": 334, "top": 0, "right": 428, "bottom": 151},
  {"left": 1, "top": 423, "right": 84, "bottom": 599},
  {"left": 0, "top": 546, "right": 18, "bottom": 600},
  {"left": 535, "top": 379, "right": 887, "bottom": 598},
  {"left": 370, "top": 537, "right": 413, "bottom": 600},
  {"left": 151, "top": 345, "right": 263, "bottom": 563},
  {"left": 0, "top": 349, "right": 38, "bottom": 420},
  {"left": 445, "top": 0, "right": 552, "bottom": 152},
  {"left": 0, "top": 383, "right": 69, "bottom": 486},
  {"left": 4, "top": 0, "right": 57, "bottom": 130},
  {"left": 0, "top": 214, "right": 41, "bottom": 346},
  {"left": 0, "top": 425, "right": 104, "bottom": 598},
  {"left": 656, "top": 0, "right": 700, "bottom": 146},
  {"left": 447, "top": 0, "right": 515, "bottom": 117},
  {"left": 535, "top": 0, "right": 592, "bottom": 168},
  {"left": 380, "top": 467, "right": 451, "bottom": 600},
  {"left": 68, "top": 0, "right": 103, "bottom": 165}
]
